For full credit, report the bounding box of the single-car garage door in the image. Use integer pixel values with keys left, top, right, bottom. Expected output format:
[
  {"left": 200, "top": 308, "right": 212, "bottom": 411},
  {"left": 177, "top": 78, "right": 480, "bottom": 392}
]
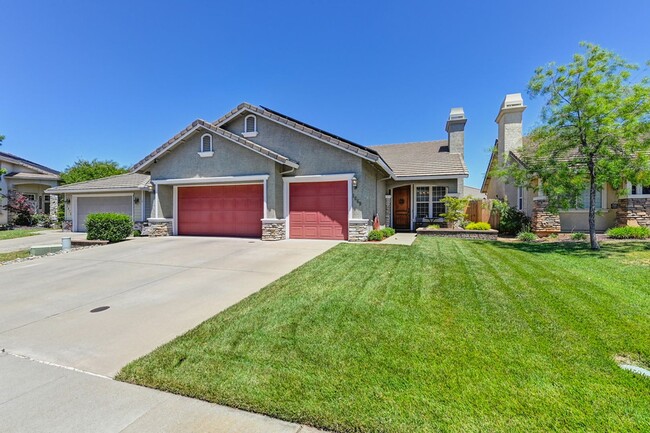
[
  {"left": 177, "top": 184, "right": 263, "bottom": 237},
  {"left": 289, "top": 181, "right": 348, "bottom": 240},
  {"left": 76, "top": 196, "right": 133, "bottom": 232}
]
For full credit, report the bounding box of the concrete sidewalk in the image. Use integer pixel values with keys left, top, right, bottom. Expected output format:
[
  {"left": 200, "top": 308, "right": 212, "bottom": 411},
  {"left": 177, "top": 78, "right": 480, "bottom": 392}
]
[
  {"left": 380, "top": 233, "right": 417, "bottom": 245},
  {"left": 0, "top": 352, "right": 324, "bottom": 433},
  {"left": 0, "top": 229, "right": 86, "bottom": 253}
]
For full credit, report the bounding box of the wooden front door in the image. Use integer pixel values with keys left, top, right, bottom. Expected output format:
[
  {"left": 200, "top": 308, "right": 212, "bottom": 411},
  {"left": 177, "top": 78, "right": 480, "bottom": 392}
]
[{"left": 393, "top": 186, "right": 411, "bottom": 231}]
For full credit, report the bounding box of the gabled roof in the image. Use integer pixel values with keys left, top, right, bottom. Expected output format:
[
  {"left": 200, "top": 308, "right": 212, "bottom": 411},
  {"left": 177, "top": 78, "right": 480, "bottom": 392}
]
[
  {"left": 369, "top": 140, "right": 468, "bottom": 179},
  {"left": 0, "top": 151, "right": 60, "bottom": 176},
  {"left": 132, "top": 119, "right": 299, "bottom": 172},
  {"left": 46, "top": 173, "right": 151, "bottom": 194},
  {"left": 4, "top": 172, "right": 60, "bottom": 181},
  {"left": 214, "top": 103, "right": 389, "bottom": 166}
]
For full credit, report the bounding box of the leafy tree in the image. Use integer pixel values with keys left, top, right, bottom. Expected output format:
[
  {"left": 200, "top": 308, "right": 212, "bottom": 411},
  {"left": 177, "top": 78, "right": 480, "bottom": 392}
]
[
  {"left": 61, "top": 158, "right": 129, "bottom": 184},
  {"left": 440, "top": 196, "right": 472, "bottom": 229},
  {"left": 505, "top": 42, "right": 650, "bottom": 250}
]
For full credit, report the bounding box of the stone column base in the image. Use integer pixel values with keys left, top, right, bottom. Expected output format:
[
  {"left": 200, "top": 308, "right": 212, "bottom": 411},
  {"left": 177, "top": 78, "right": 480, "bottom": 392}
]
[
  {"left": 349, "top": 219, "right": 370, "bottom": 242},
  {"left": 62, "top": 220, "right": 72, "bottom": 231},
  {"left": 531, "top": 198, "right": 561, "bottom": 236},
  {"left": 146, "top": 219, "right": 173, "bottom": 237},
  {"left": 262, "top": 219, "right": 286, "bottom": 241}
]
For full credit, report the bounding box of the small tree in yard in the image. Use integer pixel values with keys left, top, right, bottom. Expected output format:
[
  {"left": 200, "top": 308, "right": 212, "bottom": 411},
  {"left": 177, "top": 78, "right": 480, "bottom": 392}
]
[
  {"left": 506, "top": 42, "right": 650, "bottom": 250},
  {"left": 4, "top": 191, "right": 35, "bottom": 226},
  {"left": 440, "top": 196, "right": 472, "bottom": 229}
]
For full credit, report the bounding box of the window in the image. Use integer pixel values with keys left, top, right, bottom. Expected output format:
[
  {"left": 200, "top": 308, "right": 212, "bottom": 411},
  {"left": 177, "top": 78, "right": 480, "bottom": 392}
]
[
  {"left": 243, "top": 115, "right": 258, "bottom": 137},
  {"left": 517, "top": 186, "right": 524, "bottom": 211},
  {"left": 415, "top": 186, "right": 446, "bottom": 219},
  {"left": 631, "top": 184, "right": 650, "bottom": 195},
  {"left": 571, "top": 188, "right": 603, "bottom": 209},
  {"left": 200, "top": 134, "right": 213, "bottom": 152}
]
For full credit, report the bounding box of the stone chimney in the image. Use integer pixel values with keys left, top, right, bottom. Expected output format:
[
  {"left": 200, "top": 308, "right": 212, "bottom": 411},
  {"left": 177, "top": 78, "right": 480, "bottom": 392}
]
[
  {"left": 446, "top": 107, "right": 467, "bottom": 156},
  {"left": 495, "top": 93, "right": 526, "bottom": 164}
]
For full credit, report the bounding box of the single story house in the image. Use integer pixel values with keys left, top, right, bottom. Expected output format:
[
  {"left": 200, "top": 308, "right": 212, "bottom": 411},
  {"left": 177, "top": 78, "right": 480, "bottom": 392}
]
[
  {"left": 481, "top": 93, "right": 650, "bottom": 234},
  {"left": 1, "top": 151, "right": 60, "bottom": 225},
  {"left": 47, "top": 103, "right": 470, "bottom": 241}
]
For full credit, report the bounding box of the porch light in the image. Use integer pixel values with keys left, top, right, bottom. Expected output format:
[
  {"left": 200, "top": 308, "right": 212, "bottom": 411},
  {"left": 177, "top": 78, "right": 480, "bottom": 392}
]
[
  {"left": 134, "top": 197, "right": 140, "bottom": 204},
  {"left": 352, "top": 177, "right": 358, "bottom": 189}
]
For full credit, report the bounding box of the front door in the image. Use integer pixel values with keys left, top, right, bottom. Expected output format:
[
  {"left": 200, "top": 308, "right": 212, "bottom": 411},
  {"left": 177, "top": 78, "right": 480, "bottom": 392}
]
[{"left": 393, "top": 186, "right": 411, "bottom": 231}]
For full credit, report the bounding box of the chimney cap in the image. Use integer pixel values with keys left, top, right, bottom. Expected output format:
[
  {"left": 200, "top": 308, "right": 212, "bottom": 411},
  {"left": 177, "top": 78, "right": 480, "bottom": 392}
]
[
  {"left": 448, "top": 107, "right": 466, "bottom": 120},
  {"left": 496, "top": 93, "right": 526, "bottom": 123}
]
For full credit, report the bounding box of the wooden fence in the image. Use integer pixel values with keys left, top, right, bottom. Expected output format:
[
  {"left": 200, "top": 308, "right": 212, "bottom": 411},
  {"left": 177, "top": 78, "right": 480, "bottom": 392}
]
[{"left": 465, "top": 199, "right": 500, "bottom": 230}]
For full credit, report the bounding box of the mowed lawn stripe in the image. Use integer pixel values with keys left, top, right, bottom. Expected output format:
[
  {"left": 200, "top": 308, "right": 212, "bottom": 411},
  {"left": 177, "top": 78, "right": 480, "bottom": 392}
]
[{"left": 118, "top": 238, "right": 650, "bottom": 433}]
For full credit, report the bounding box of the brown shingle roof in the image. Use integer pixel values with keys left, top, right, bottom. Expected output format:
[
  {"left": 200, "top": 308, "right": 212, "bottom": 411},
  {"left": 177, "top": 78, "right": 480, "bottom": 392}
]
[
  {"left": 369, "top": 140, "right": 468, "bottom": 178},
  {"left": 46, "top": 173, "right": 151, "bottom": 193}
]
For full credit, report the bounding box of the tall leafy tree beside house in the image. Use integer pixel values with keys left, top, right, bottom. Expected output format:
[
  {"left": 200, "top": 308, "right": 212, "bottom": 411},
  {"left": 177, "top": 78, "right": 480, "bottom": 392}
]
[
  {"left": 505, "top": 42, "right": 650, "bottom": 250},
  {"left": 60, "top": 158, "right": 129, "bottom": 184}
]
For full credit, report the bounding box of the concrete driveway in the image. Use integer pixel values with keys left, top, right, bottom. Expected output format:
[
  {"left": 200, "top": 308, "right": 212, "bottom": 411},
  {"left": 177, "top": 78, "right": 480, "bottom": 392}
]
[
  {"left": 0, "top": 229, "right": 86, "bottom": 253},
  {"left": 0, "top": 236, "right": 337, "bottom": 377}
]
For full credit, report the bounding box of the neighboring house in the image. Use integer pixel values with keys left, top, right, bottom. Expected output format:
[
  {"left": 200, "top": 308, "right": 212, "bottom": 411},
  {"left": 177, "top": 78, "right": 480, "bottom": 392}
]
[
  {"left": 481, "top": 93, "right": 650, "bottom": 234},
  {"left": 0, "top": 151, "right": 60, "bottom": 225},
  {"left": 462, "top": 185, "right": 486, "bottom": 200},
  {"left": 47, "top": 103, "right": 469, "bottom": 240}
]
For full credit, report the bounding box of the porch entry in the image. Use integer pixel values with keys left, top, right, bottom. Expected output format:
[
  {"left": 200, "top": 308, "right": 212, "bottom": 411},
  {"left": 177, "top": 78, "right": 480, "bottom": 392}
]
[{"left": 393, "top": 185, "right": 411, "bottom": 231}]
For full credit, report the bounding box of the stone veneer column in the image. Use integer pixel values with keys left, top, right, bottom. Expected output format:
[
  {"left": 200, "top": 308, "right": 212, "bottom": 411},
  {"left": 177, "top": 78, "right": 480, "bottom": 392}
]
[
  {"left": 385, "top": 195, "right": 392, "bottom": 228},
  {"left": 531, "top": 198, "right": 561, "bottom": 236},
  {"left": 62, "top": 220, "right": 72, "bottom": 231},
  {"left": 617, "top": 198, "right": 650, "bottom": 227},
  {"left": 49, "top": 194, "right": 58, "bottom": 221},
  {"left": 348, "top": 219, "right": 370, "bottom": 242},
  {"left": 147, "top": 220, "right": 173, "bottom": 237},
  {"left": 261, "top": 219, "right": 286, "bottom": 241}
]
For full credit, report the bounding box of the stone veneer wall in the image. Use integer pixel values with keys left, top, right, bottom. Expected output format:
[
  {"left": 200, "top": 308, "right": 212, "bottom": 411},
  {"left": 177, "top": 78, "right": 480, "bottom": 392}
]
[
  {"left": 416, "top": 228, "right": 498, "bottom": 241},
  {"left": 616, "top": 198, "right": 650, "bottom": 227},
  {"left": 262, "top": 219, "right": 286, "bottom": 241},
  {"left": 531, "top": 198, "right": 561, "bottom": 235},
  {"left": 349, "top": 219, "right": 370, "bottom": 242},
  {"left": 49, "top": 194, "right": 58, "bottom": 220},
  {"left": 62, "top": 220, "right": 72, "bottom": 231},
  {"left": 147, "top": 221, "right": 173, "bottom": 237}
]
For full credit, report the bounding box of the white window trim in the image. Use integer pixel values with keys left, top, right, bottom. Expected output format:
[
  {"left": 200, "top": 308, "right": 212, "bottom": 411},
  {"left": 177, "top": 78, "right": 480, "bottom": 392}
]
[
  {"left": 517, "top": 186, "right": 524, "bottom": 211},
  {"left": 566, "top": 188, "right": 607, "bottom": 211},
  {"left": 168, "top": 175, "right": 269, "bottom": 236},
  {"left": 626, "top": 181, "right": 650, "bottom": 198},
  {"left": 283, "top": 173, "right": 354, "bottom": 240},
  {"left": 413, "top": 185, "right": 448, "bottom": 222},
  {"left": 71, "top": 193, "right": 134, "bottom": 232},
  {"left": 242, "top": 115, "right": 258, "bottom": 138},
  {"left": 199, "top": 133, "right": 213, "bottom": 155}
]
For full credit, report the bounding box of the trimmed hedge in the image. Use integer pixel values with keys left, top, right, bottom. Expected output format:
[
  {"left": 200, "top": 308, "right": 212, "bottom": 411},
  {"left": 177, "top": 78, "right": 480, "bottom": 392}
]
[
  {"left": 606, "top": 226, "right": 650, "bottom": 239},
  {"left": 86, "top": 213, "right": 133, "bottom": 243},
  {"left": 465, "top": 222, "right": 491, "bottom": 231}
]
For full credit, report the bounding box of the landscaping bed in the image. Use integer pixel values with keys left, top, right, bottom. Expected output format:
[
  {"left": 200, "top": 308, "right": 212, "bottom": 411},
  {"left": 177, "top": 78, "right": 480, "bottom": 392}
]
[
  {"left": 416, "top": 227, "right": 498, "bottom": 240},
  {"left": 118, "top": 237, "right": 650, "bottom": 433}
]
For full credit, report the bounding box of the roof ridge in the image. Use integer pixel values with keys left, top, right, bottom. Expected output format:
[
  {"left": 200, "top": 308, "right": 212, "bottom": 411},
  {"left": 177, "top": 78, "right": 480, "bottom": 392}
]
[{"left": 369, "top": 139, "right": 448, "bottom": 148}]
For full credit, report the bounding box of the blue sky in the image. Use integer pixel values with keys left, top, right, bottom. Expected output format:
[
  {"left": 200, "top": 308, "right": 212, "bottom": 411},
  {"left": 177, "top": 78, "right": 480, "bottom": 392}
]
[{"left": 1, "top": 1, "right": 649, "bottom": 186}]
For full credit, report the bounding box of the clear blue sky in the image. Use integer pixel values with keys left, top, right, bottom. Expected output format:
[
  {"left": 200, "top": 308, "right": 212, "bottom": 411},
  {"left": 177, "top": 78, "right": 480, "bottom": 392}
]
[{"left": 1, "top": 1, "right": 649, "bottom": 186}]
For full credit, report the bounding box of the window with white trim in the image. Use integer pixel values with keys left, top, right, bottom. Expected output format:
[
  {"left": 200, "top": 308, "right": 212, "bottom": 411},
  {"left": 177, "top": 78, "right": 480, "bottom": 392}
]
[
  {"left": 244, "top": 115, "right": 257, "bottom": 134},
  {"left": 200, "top": 134, "right": 213, "bottom": 152},
  {"left": 517, "top": 186, "right": 524, "bottom": 210},
  {"left": 415, "top": 186, "right": 446, "bottom": 219},
  {"left": 631, "top": 184, "right": 650, "bottom": 195},
  {"left": 571, "top": 188, "right": 603, "bottom": 209}
]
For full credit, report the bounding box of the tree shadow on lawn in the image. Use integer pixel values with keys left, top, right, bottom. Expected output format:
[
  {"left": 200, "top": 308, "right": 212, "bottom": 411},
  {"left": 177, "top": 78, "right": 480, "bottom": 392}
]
[{"left": 485, "top": 238, "right": 650, "bottom": 261}]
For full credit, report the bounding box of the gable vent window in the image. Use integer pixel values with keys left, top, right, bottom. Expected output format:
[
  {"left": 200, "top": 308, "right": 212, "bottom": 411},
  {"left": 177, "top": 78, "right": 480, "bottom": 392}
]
[
  {"left": 243, "top": 115, "right": 258, "bottom": 138},
  {"left": 198, "top": 133, "right": 214, "bottom": 157}
]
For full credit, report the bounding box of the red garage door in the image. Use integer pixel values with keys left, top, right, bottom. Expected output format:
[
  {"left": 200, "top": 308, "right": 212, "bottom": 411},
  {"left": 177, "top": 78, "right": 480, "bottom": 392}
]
[
  {"left": 289, "top": 181, "right": 348, "bottom": 240},
  {"left": 178, "top": 184, "right": 263, "bottom": 237}
]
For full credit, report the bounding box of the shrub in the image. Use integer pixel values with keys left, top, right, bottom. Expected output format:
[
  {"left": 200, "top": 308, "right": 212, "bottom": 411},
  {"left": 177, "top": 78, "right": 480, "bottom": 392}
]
[
  {"left": 606, "top": 226, "right": 650, "bottom": 239},
  {"left": 381, "top": 227, "right": 395, "bottom": 238},
  {"left": 571, "top": 232, "right": 587, "bottom": 240},
  {"left": 3, "top": 191, "right": 35, "bottom": 226},
  {"left": 548, "top": 233, "right": 558, "bottom": 239},
  {"left": 367, "top": 230, "right": 384, "bottom": 241},
  {"left": 427, "top": 224, "right": 440, "bottom": 229},
  {"left": 517, "top": 231, "right": 538, "bottom": 242},
  {"left": 491, "top": 199, "right": 531, "bottom": 235},
  {"left": 133, "top": 229, "right": 142, "bottom": 237},
  {"left": 465, "top": 222, "right": 491, "bottom": 230},
  {"left": 32, "top": 213, "right": 53, "bottom": 228},
  {"left": 86, "top": 213, "right": 133, "bottom": 243}
]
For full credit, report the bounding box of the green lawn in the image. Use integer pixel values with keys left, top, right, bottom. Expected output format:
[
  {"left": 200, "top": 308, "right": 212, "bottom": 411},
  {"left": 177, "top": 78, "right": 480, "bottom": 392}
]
[
  {"left": 0, "top": 250, "right": 30, "bottom": 263},
  {"left": 0, "top": 228, "right": 45, "bottom": 241},
  {"left": 118, "top": 238, "right": 650, "bottom": 433}
]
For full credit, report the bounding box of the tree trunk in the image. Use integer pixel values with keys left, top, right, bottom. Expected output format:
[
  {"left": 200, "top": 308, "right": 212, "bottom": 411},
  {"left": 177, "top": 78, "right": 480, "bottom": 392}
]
[{"left": 588, "top": 158, "right": 600, "bottom": 250}]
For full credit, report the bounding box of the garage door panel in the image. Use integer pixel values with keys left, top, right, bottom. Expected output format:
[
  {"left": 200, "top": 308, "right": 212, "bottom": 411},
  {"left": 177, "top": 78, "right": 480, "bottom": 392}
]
[
  {"left": 76, "top": 196, "right": 133, "bottom": 232},
  {"left": 289, "top": 181, "right": 348, "bottom": 240},
  {"left": 178, "top": 184, "right": 263, "bottom": 237}
]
